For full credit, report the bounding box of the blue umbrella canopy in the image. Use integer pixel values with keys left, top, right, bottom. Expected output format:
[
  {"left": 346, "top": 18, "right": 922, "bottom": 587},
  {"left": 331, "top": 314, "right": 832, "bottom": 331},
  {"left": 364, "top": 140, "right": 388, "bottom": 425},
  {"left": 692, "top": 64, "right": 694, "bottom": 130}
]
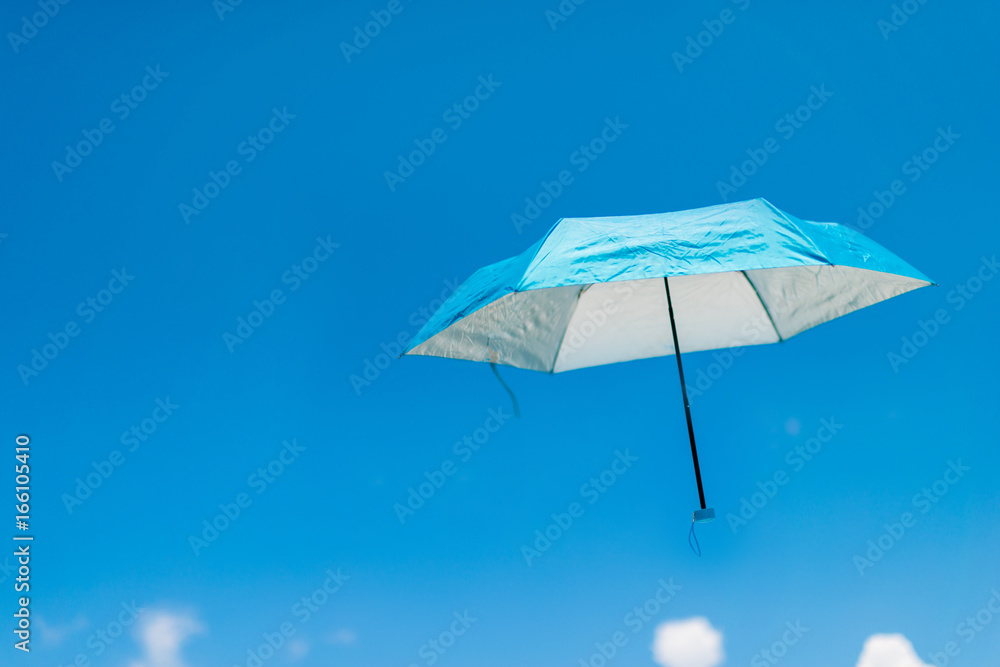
[
  {"left": 402, "top": 198, "right": 932, "bottom": 522},
  {"left": 403, "top": 198, "right": 932, "bottom": 372}
]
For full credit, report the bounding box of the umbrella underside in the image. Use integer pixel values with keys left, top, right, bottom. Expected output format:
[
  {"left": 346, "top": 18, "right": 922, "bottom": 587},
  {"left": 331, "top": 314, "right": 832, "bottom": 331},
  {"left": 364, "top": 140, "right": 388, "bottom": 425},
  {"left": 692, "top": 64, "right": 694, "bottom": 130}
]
[{"left": 406, "top": 264, "right": 928, "bottom": 373}]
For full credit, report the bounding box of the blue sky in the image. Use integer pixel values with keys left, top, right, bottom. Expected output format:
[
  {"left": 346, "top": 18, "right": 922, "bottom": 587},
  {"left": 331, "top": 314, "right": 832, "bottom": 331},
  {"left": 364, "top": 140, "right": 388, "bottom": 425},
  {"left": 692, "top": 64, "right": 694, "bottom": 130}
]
[{"left": 3, "top": 0, "right": 999, "bottom": 665}]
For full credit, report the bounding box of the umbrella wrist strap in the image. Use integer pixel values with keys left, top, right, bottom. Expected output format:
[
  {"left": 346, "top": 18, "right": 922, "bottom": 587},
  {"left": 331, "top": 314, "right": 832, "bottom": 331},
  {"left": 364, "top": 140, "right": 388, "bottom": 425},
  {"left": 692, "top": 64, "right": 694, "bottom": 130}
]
[{"left": 490, "top": 362, "right": 521, "bottom": 418}]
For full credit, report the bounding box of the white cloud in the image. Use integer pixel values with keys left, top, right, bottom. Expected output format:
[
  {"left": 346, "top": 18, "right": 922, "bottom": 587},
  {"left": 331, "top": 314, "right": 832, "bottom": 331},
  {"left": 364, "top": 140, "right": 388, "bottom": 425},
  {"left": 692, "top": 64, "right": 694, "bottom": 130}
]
[
  {"left": 35, "top": 614, "right": 87, "bottom": 645},
  {"left": 128, "top": 611, "right": 204, "bottom": 667},
  {"left": 652, "top": 617, "right": 725, "bottom": 667},
  {"left": 288, "top": 638, "right": 310, "bottom": 660},
  {"left": 326, "top": 628, "right": 357, "bottom": 646},
  {"left": 856, "top": 634, "right": 932, "bottom": 667}
]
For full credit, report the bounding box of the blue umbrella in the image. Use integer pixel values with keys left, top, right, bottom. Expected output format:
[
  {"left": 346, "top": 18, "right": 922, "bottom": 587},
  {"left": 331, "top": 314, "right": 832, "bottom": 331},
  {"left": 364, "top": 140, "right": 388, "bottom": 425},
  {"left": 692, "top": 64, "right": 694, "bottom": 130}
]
[{"left": 402, "top": 198, "right": 932, "bottom": 523}]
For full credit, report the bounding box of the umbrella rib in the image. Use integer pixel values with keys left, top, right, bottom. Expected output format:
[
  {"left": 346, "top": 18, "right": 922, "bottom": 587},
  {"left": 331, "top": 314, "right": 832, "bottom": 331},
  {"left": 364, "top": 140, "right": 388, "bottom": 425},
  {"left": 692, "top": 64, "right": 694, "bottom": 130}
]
[
  {"left": 740, "top": 270, "right": 784, "bottom": 343},
  {"left": 549, "top": 285, "right": 588, "bottom": 373}
]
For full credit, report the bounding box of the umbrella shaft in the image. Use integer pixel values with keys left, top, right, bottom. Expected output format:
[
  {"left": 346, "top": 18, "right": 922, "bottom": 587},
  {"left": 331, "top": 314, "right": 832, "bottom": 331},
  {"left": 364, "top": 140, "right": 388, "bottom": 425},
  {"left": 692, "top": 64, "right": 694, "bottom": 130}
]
[{"left": 663, "top": 277, "right": 707, "bottom": 510}]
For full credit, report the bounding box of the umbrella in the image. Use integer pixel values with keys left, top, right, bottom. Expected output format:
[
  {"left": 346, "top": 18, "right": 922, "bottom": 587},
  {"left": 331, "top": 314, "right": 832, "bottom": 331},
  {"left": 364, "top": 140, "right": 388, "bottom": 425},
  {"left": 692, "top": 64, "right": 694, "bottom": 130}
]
[{"left": 401, "top": 198, "right": 932, "bottom": 523}]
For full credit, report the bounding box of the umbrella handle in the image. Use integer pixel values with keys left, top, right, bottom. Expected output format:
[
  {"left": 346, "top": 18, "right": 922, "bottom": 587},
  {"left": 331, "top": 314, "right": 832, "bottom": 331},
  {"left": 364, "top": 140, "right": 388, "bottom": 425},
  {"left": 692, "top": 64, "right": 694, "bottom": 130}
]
[{"left": 664, "top": 277, "right": 714, "bottom": 520}]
